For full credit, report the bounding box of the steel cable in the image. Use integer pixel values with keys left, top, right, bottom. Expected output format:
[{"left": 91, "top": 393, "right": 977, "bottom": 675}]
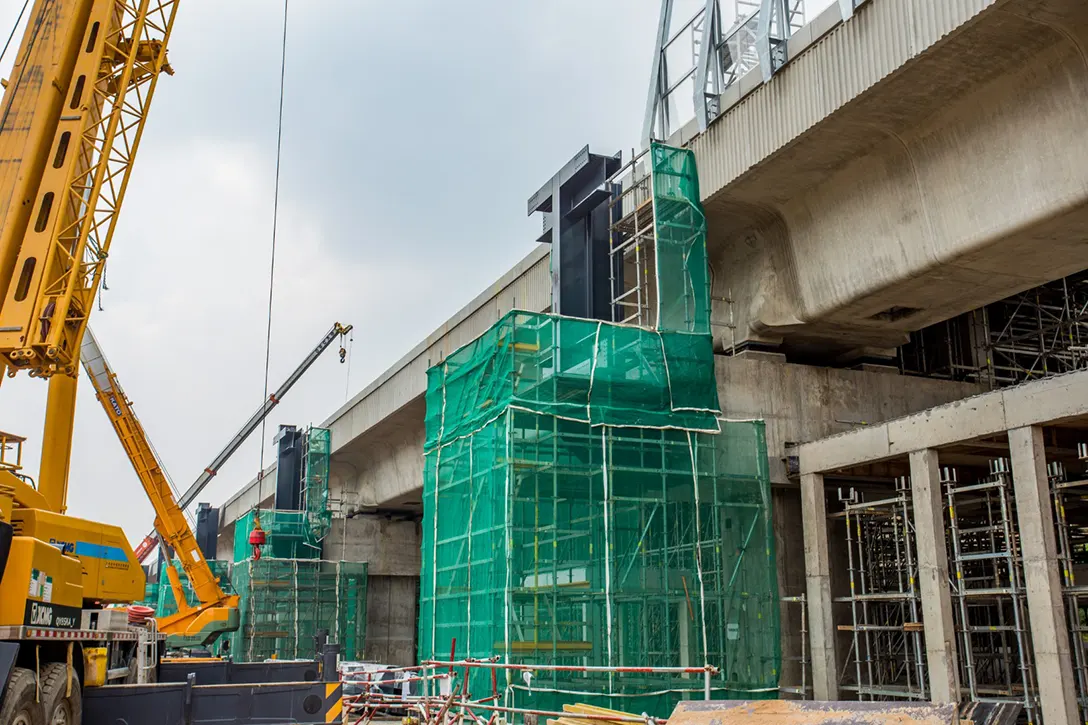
[{"left": 257, "top": 0, "right": 291, "bottom": 484}]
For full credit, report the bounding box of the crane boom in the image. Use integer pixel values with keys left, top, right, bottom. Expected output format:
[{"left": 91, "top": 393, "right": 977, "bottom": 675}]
[
  {"left": 0, "top": 0, "right": 180, "bottom": 516},
  {"left": 134, "top": 321, "right": 352, "bottom": 557},
  {"left": 1, "top": 0, "right": 179, "bottom": 378},
  {"left": 181, "top": 322, "right": 352, "bottom": 511},
  {"left": 80, "top": 327, "right": 238, "bottom": 646}
]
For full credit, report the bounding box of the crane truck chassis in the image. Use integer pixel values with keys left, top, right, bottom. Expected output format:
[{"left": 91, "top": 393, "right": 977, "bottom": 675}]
[
  {"left": 0, "top": 0, "right": 351, "bottom": 721},
  {"left": 0, "top": 626, "right": 343, "bottom": 725}
]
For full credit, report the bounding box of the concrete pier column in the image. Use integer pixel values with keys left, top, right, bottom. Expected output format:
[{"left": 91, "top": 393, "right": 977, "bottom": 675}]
[
  {"left": 908, "top": 449, "right": 960, "bottom": 704},
  {"left": 1008, "top": 425, "right": 1078, "bottom": 725},
  {"left": 800, "top": 472, "right": 839, "bottom": 700}
]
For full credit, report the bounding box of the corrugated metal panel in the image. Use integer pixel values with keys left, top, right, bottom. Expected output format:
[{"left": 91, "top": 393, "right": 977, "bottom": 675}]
[{"left": 693, "top": 0, "right": 998, "bottom": 200}]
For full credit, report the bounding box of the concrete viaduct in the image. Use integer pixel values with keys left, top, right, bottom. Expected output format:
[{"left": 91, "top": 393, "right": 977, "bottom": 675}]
[{"left": 214, "top": 0, "right": 1088, "bottom": 692}]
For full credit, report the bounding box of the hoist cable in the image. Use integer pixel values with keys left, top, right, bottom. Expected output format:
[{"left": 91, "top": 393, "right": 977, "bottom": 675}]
[
  {"left": 343, "top": 331, "right": 354, "bottom": 402},
  {"left": 257, "top": 0, "right": 290, "bottom": 483},
  {"left": 0, "top": 0, "right": 31, "bottom": 68}
]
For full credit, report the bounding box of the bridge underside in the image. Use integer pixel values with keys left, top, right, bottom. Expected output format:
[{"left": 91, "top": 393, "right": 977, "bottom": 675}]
[{"left": 701, "top": 0, "right": 1088, "bottom": 357}]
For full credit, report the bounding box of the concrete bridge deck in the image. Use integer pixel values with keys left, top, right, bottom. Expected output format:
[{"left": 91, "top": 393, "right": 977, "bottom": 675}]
[{"left": 695, "top": 0, "right": 1088, "bottom": 354}]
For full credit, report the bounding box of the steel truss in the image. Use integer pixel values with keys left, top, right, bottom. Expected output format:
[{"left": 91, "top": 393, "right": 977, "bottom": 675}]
[
  {"left": 943, "top": 462, "right": 1039, "bottom": 721},
  {"left": 834, "top": 481, "right": 928, "bottom": 701},
  {"left": 0, "top": 0, "right": 179, "bottom": 377},
  {"left": 1047, "top": 450, "right": 1088, "bottom": 721},
  {"left": 779, "top": 593, "right": 809, "bottom": 698},
  {"left": 644, "top": 0, "right": 843, "bottom": 143}
]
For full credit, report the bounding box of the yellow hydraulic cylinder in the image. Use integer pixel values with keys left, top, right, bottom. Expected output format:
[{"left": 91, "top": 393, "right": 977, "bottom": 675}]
[{"left": 38, "top": 373, "right": 78, "bottom": 513}]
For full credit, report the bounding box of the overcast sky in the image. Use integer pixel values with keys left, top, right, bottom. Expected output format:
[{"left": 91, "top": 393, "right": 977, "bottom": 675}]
[{"left": 0, "top": 0, "right": 834, "bottom": 543}]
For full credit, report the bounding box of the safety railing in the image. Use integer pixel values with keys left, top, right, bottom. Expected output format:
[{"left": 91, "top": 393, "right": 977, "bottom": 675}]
[{"left": 342, "top": 659, "right": 721, "bottom": 725}]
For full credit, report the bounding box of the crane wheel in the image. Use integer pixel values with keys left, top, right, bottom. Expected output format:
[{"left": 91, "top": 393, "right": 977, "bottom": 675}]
[
  {"left": 0, "top": 667, "right": 45, "bottom": 725},
  {"left": 40, "top": 662, "right": 81, "bottom": 725}
]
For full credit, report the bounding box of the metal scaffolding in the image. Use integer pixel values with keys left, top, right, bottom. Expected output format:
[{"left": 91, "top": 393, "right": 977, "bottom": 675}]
[
  {"left": 834, "top": 481, "right": 927, "bottom": 701},
  {"left": 942, "top": 463, "right": 1039, "bottom": 721},
  {"left": 1047, "top": 450, "right": 1088, "bottom": 722},
  {"left": 900, "top": 271, "right": 1088, "bottom": 387},
  {"left": 609, "top": 149, "right": 657, "bottom": 329},
  {"left": 779, "top": 593, "right": 809, "bottom": 699}
]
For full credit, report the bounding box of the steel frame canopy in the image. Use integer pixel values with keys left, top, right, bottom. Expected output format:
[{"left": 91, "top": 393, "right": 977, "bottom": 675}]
[{"left": 643, "top": 0, "right": 864, "bottom": 144}]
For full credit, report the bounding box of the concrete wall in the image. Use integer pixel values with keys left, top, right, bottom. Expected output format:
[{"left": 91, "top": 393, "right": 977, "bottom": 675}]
[
  {"left": 323, "top": 516, "right": 420, "bottom": 576},
  {"left": 325, "top": 516, "right": 421, "bottom": 666},
  {"left": 714, "top": 355, "right": 983, "bottom": 485},
  {"left": 365, "top": 576, "right": 419, "bottom": 666}
]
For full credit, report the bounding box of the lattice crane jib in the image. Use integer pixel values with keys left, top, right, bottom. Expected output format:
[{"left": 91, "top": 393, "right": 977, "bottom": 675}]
[{"left": 0, "top": 0, "right": 179, "bottom": 380}]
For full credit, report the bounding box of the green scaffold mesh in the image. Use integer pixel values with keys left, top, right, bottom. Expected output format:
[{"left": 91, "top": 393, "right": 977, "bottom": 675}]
[
  {"left": 232, "top": 509, "right": 321, "bottom": 563},
  {"left": 419, "top": 145, "right": 779, "bottom": 719},
  {"left": 224, "top": 559, "right": 368, "bottom": 663},
  {"left": 424, "top": 312, "right": 720, "bottom": 442},
  {"left": 303, "top": 427, "right": 333, "bottom": 547},
  {"left": 651, "top": 142, "right": 710, "bottom": 335}
]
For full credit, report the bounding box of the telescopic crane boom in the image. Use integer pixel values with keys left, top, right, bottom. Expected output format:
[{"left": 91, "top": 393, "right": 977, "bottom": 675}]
[
  {"left": 80, "top": 327, "right": 238, "bottom": 647},
  {"left": 132, "top": 321, "right": 352, "bottom": 562}
]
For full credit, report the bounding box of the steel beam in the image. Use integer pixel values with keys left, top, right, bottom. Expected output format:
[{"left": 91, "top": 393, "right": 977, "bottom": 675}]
[{"left": 643, "top": 0, "right": 675, "bottom": 144}]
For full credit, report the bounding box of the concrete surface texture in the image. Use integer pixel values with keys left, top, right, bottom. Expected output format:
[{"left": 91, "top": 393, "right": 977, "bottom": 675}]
[
  {"left": 326, "top": 516, "right": 421, "bottom": 665},
  {"left": 712, "top": 355, "right": 981, "bottom": 485},
  {"left": 798, "top": 368, "right": 1088, "bottom": 473},
  {"left": 697, "top": 0, "right": 1088, "bottom": 354}
]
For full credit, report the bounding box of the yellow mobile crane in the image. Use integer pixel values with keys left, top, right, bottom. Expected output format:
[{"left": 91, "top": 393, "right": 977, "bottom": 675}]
[
  {"left": 0, "top": 0, "right": 179, "bottom": 619},
  {"left": 0, "top": 1, "right": 180, "bottom": 720},
  {"left": 0, "top": 1, "right": 346, "bottom": 723}
]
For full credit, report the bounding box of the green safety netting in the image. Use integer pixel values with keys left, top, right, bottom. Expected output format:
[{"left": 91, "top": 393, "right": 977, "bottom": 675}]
[
  {"left": 225, "top": 559, "right": 368, "bottom": 663},
  {"left": 233, "top": 509, "right": 321, "bottom": 563},
  {"left": 149, "top": 558, "right": 234, "bottom": 618},
  {"left": 418, "top": 142, "right": 778, "bottom": 717},
  {"left": 419, "top": 413, "right": 779, "bottom": 717},
  {"left": 650, "top": 142, "right": 710, "bottom": 336},
  {"left": 302, "top": 427, "right": 333, "bottom": 546},
  {"left": 424, "top": 311, "right": 721, "bottom": 446}
]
